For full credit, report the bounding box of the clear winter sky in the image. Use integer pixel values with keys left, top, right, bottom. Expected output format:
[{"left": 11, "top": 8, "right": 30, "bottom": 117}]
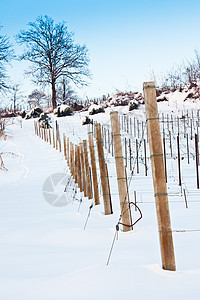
[{"left": 0, "top": 0, "right": 200, "bottom": 100}]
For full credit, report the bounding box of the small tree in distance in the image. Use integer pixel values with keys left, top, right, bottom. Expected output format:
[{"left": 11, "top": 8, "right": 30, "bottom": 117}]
[
  {"left": 16, "top": 16, "right": 90, "bottom": 109},
  {"left": 28, "top": 89, "right": 46, "bottom": 108},
  {"left": 56, "top": 77, "right": 77, "bottom": 105}
]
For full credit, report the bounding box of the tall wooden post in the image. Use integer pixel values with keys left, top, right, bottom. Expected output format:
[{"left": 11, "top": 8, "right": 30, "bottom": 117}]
[
  {"left": 43, "top": 125, "right": 46, "bottom": 142},
  {"left": 55, "top": 121, "right": 58, "bottom": 150},
  {"left": 110, "top": 111, "right": 132, "bottom": 232},
  {"left": 70, "top": 142, "right": 74, "bottom": 177},
  {"left": 83, "top": 140, "right": 93, "bottom": 199},
  {"left": 74, "top": 145, "right": 78, "bottom": 184},
  {"left": 95, "top": 123, "right": 113, "bottom": 215},
  {"left": 38, "top": 122, "right": 41, "bottom": 138},
  {"left": 49, "top": 128, "right": 51, "bottom": 145},
  {"left": 67, "top": 137, "right": 69, "bottom": 166},
  {"left": 143, "top": 81, "right": 176, "bottom": 271},
  {"left": 52, "top": 128, "right": 55, "bottom": 148},
  {"left": 72, "top": 143, "right": 75, "bottom": 179},
  {"left": 63, "top": 134, "right": 67, "bottom": 160},
  {"left": 36, "top": 121, "right": 38, "bottom": 136},
  {"left": 58, "top": 131, "right": 61, "bottom": 152},
  {"left": 46, "top": 125, "right": 48, "bottom": 143},
  {"left": 69, "top": 142, "right": 72, "bottom": 173},
  {"left": 41, "top": 126, "right": 44, "bottom": 140},
  {"left": 77, "top": 145, "right": 83, "bottom": 192},
  {"left": 88, "top": 132, "right": 100, "bottom": 205},
  {"left": 80, "top": 142, "right": 87, "bottom": 197},
  {"left": 34, "top": 121, "right": 38, "bottom": 135}
]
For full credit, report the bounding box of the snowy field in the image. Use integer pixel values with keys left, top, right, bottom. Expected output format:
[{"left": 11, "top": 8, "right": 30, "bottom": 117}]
[{"left": 1, "top": 95, "right": 200, "bottom": 300}]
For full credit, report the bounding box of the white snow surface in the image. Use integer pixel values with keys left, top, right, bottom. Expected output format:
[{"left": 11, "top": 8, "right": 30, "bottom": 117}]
[
  {"left": 54, "top": 104, "right": 70, "bottom": 114},
  {"left": 88, "top": 104, "right": 102, "bottom": 114},
  {"left": 1, "top": 99, "right": 200, "bottom": 300}
]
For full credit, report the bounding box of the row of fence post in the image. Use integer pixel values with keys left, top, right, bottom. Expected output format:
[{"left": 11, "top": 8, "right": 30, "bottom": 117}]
[
  {"left": 34, "top": 113, "right": 133, "bottom": 231},
  {"left": 33, "top": 81, "right": 178, "bottom": 271}
]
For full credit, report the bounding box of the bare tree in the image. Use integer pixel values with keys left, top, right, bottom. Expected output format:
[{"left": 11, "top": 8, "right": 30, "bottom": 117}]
[
  {"left": 56, "top": 77, "right": 77, "bottom": 105},
  {"left": 16, "top": 16, "right": 90, "bottom": 109},
  {"left": 8, "top": 83, "right": 25, "bottom": 112},
  {"left": 28, "top": 89, "right": 46, "bottom": 108},
  {"left": 0, "top": 26, "right": 14, "bottom": 92}
]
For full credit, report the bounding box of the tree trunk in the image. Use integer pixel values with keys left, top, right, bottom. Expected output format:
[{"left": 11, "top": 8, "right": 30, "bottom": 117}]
[
  {"left": 51, "top": 79, "right": 57, "bottom": 109},
  {"left": 62, "top": 78, "right": 66, "bottom": 104}
]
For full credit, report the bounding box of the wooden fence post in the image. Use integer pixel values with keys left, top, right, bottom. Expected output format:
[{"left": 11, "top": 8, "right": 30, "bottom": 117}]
[
  {"left": 38, "top": 122, "right": 41, "bottom": 138},
  {"left": 55, "top": 121, "right": 58, "bottom": 150},
  {"left": 77, "top": 145, "right": 83, "bottom": 192},
  {"left": 63, "top": 134, "right": 67, "bottom": 160},
  {"left": 70, "top": 142, "right": 74, "bottom": 178},
  {"left": 36, "top": 122, "right": 38, "bottom": 136},
  {"left": 95, "top": 123, "right": 113, "bottom": 215},
  {"left": 75, "top": 145, "right": 78, "bottom": 184},
  {"left": 58, "top": 130, "right": 61, "bottom": 152},
  {"left": 41, "top": 126, "right": 44, "bottom": 140},
  {"left": 143, "top": 81, "right": 176, "bottom": 271},
  {"left": 49, "top": 128, "right": 51, "bottom": 145},
  {"left": 52, "top": 128, "right": 55, "bottom": 148},
  {"left": 110, "top": 111, "right": 132, "bottom": 231},
  {"left": 46, "top": 125, "right": 48, "bottom": 143},
  {"left": 72, "top": 143, "right": 75, "bottom": 179},
  {"left": 80, "top": 142, "right": 87, "bottom": 197},
  {"left": 67, "top": 137, "right": 69, "bottom": 166},
  {"left": 88, "top": 132, "right": 100, "bottom": 205},
  {"left": 83, "top": 140, "right": 93, "bottom": 199},
  {"left": 43, "top": 125, "right": 46, "bottom": 142}
]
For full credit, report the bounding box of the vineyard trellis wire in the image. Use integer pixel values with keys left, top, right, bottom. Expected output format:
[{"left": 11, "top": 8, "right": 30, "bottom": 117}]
[{"left": 33, "top": 97, "right": 200, "bottom": 270}]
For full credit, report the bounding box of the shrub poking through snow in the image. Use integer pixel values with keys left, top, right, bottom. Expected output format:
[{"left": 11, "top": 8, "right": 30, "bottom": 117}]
[
  {"left": 20, "top": 110, "right": 26, "bottom": 118},
  {"left": 88, "top": 104, "right": 105, "bottom": 115},
  {"left": 157, "top": 96, "right": 168, "bottom": 102},
  {"left": 107, "top": 92, "right": 143, "bottom": 107},
  {"left": 0, "top": 111, "right": 18, "bottom": 118},
  {"left": 25, "top": 107, "right": 43, "bottom": 119},
  {"left": 82, "top": 116, "right": 93, "bottom": 125},
  {"left": 38, "top": 113, "right": 51, "bottom": 128},
  {"left": 129, "top": 99, "right": 139, "bottom": 111},
  {"left": 53, "top": 104, "right": 73, "bottom": 117}
]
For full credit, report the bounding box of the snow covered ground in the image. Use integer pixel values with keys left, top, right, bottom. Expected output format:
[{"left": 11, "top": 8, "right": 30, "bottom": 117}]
[{"left": 1, "top": 99, "right": 200, "bottom": 299}]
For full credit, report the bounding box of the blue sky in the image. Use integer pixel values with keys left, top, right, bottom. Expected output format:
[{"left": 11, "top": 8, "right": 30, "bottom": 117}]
[{"left": 0, "top": 0, "right": 200, "bottom": 99}]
